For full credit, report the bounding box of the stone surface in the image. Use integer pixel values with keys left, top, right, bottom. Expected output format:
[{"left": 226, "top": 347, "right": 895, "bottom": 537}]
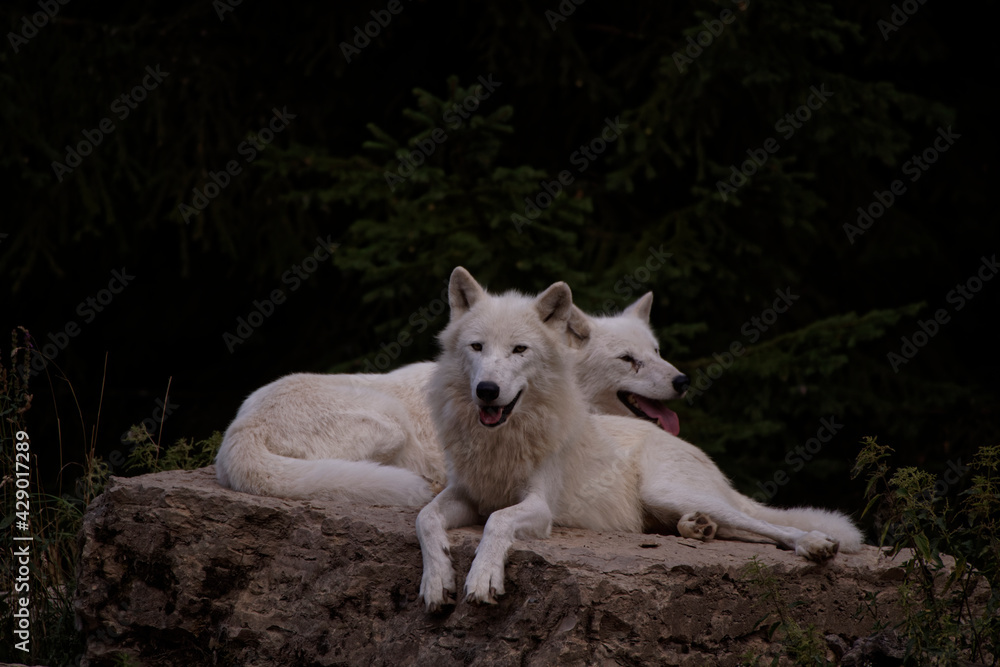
[{"left": 74, "top": 467, "right": 910, "bottom": 666}]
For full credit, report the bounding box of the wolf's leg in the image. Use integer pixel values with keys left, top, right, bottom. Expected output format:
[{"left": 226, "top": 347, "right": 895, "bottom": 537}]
[
  {"left": 705, "top": 505, "right": 839, "bottom": 561},
  {"left": 416, "top": 484, "right": 480, "bottom": 611},
  {"left": 464, "top": 492, "right": 553, "bottom": 604},
  {"left": 678, "top": 513, "right": 777, "bottom": 545},
  {"left": 644, "top": 491, "right": 840, "bottom": 562}
]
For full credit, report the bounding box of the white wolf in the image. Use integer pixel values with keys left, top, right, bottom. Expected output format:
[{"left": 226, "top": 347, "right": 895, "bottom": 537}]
[
  {"left": 214, "top": 281, "right": 688, "bottom": 506},
  {"left": 416, "top": 268, "right": 863, "bottom": 610}
]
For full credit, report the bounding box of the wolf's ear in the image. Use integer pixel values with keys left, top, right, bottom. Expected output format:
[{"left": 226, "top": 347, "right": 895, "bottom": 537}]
[
  {"left": 448, "top": 266, "right": 486, "bottom": 319},
  {"left": 623, "top": 291, "right": 653, "bottom": 322},
  {"left": 565, "top": 305, "right": 592, "bottom": 349},
  {"left": 534, "top": 281, "right": 573, "bottom": 329}
]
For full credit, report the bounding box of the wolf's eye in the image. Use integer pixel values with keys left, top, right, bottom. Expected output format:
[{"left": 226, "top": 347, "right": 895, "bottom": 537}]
[
  {"left": 619, "top": 354, "right": 635, "bottom": 363},
  {"left": 512, "top": 345, "right": 527, "bottom": 354},
  {"left": 470, "top": 342, "right": 483, "bottom": 351}
]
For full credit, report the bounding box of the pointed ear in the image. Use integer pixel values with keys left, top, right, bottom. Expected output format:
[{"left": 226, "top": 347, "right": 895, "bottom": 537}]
[
  {"left": 623, "top": 291, "right": 653, "bottom": 322},
  {"left": 565, "top": 305, "right": 592, "bottom": 349},
  {"left": 448, "top": 266, "right": 486, "bottom": 319},
  {"left": 534, "top": 281, "right": 573, "bottom": 330}
]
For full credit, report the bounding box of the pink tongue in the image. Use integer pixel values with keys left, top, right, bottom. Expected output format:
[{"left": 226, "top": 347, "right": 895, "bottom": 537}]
[
  {"left": 634, "top": 395, "right": 680, "bottom": 436},
  {"left": 480, "top": 407, "right": 504, "bottom": 425}
]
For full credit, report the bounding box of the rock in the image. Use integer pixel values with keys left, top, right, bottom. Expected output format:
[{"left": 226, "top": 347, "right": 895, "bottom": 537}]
[
  {"left": 841, "top": 629, "right": 906, "bottom": 666},
  {"left": 75, "top": 467, "right": 909, "bottom": 666}
]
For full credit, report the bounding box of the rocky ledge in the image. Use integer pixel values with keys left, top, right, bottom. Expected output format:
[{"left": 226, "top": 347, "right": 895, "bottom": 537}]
[{"left": 74, "top": 467, "right": 909, "bottom": 666}]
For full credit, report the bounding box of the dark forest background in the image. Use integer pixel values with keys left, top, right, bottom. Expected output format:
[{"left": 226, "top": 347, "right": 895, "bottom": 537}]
[{"left": 3, "top": 0, "right": 998, "bottom": 532}]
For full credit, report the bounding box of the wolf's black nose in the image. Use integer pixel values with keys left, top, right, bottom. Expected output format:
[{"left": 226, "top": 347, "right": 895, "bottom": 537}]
[
  {"left": 476, "top": 381, "right": 500, "bottom": 402},
  {"left": 672, "top": 374, "right": 690, "bottom": 394}
]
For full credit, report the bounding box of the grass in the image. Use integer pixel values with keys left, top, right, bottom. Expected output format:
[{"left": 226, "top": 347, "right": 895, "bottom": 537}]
[{"left": 0, "top": 327, "right": 220, "bottom": 666}]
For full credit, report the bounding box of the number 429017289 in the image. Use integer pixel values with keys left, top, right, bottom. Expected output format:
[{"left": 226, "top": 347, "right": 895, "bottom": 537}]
[{"left": 14, "top": 430, "right": 31, "bottom": 527}]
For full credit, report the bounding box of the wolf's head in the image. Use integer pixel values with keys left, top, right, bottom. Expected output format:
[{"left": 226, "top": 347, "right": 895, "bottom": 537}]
[
  {"left": 572, "top": 293, "right": 688, "bottom": 436},
  {"left": 435, "top": 267, "right": 588, "bottom": 429}
]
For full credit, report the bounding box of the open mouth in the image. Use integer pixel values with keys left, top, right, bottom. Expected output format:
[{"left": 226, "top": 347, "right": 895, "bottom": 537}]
[
  {"left": 617, "top": 390, "right": 680, "bottom": 436},
  {"left": 479, "top": 390, "right": 522, "bottom": 428}
]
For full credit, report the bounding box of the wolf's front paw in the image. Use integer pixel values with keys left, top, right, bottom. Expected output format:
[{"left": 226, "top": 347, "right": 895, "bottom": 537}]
[
  {"left": 678, "top": 512, "right": 717, "bottom": 541},
  {"left": 795, "top": 531, "right": 840, "bottom": 562},
  {"left": 420, "top": 561, "right": 457, "bottom": 612},
  {"left": 464, "top": 557, "right": 506, "bottom": 604}
]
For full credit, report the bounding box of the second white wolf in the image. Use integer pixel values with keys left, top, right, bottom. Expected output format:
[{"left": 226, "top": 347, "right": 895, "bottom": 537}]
[
  {"left": 215, "top": 283, "right": 688, "bottom": 505},
  {"left": 417, "top": 268, "right": 863, "bottom": 610}
]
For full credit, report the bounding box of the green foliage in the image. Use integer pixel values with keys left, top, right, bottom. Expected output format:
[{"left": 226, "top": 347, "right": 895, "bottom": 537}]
[
  {"left": 853, "top": 437, "right": 1000, "bottom": 665},
  {"left": 690, "top": 305, "right": 924, "bottom": 380},
  {"left": 741, "top": 556, "right": 831, "bottom": 665},
  {"left": 111, "top": 650, "right": 143, "bottom": 667},
  {"left": 263, "top": 76, "right": 595, "bottom": 363},
  {"left": 122, "top": 426, "right": 223, "bottom": 474},
  {"left": 679, "top": 303, "right": 928, "bottom": 478}
]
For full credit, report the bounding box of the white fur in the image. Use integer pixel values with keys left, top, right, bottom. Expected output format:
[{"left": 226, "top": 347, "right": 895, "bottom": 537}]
[
  {"left": 214, "top": 279, "right": 684, "bottom": 505},
  {"left": 574, "top": 292, "right": 683, "bottom": 418},
  {"left": 215, "top": 364, "right": 443, "bottom": 505},
  {"left": 417, "top": 268, "right": 863, "bottom": 610}
]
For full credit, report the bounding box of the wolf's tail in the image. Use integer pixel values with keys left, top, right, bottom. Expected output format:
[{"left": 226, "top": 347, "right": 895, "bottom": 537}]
[
  {"left": 215, "top": 420, "right": 434, "bottom": 506},
  {"left": 749, "top": 504, "right": 864, "bottom": 553}
]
